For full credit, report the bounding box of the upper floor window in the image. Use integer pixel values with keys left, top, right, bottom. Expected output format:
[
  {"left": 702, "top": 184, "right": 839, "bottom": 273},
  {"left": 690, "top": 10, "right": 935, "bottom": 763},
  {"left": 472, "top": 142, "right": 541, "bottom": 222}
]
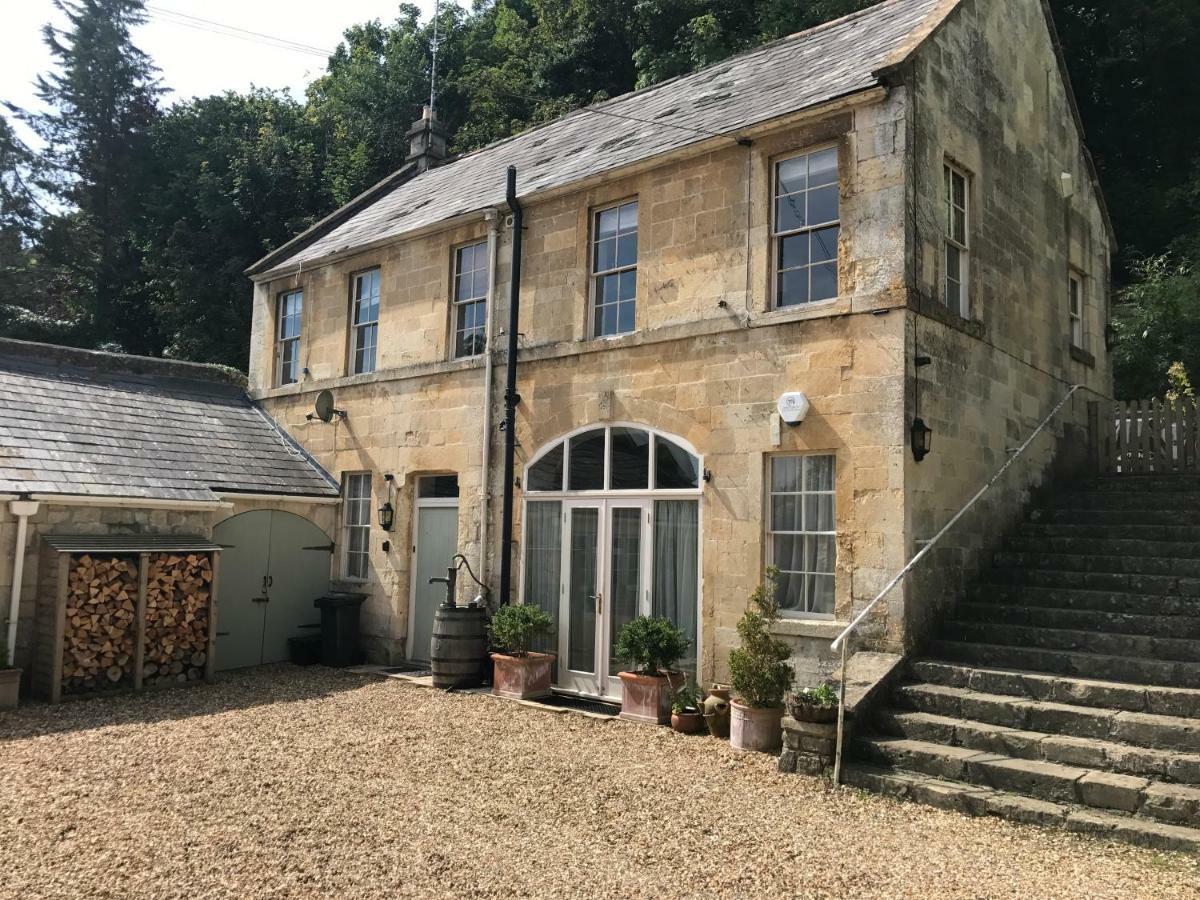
[
  {"left": 768, "top": 454, "right": 836, "bottom": 619},
  {"left": 351, "top": 269, "right": 381, "bottom": 375},
  {"left": 276, "top": 289, "right": 302, "bottom": 386},
  {"left": 344, "top": 472, "right": 372, "bottom": 580},
  {"left": 774, "top": 147, "right": 840, "bottom": 308},
  {"left": 944, "top": 163, "right": 970, "bottom": 317},
  {"left": 453, "top": 241, "right": 488, "bottom": 359},
  {"left": 592, "top": 199, "right": 638, "bottom": 338},
  {"left": 1069, "top": 272, "right": 1085, "bottom": 349}
]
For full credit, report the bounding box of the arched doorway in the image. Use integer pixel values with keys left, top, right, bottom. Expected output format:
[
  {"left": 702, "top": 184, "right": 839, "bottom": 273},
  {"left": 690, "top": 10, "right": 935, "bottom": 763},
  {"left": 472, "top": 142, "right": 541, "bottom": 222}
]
[
  {"left": 213, "top": 510, "right": 333, "bottom": 671},
  {"left": 521, "top": 424, "right": 703, "bottom": 700}
]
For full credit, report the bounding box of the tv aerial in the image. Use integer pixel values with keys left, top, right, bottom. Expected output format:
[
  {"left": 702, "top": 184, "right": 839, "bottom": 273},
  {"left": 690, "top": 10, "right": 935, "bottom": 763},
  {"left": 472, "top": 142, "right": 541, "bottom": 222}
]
[{"left": 307, "top": 389, "right": 346, "bottom": 423}]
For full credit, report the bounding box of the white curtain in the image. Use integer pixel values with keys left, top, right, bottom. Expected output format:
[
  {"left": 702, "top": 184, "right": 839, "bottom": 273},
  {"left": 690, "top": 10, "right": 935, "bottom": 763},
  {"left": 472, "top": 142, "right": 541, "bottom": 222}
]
[
  {"left": 523, "top": 502, "right": 561, "bottom": 654},
  {"left": 653, "top": 500, "right": 699, "bottom": 675}
]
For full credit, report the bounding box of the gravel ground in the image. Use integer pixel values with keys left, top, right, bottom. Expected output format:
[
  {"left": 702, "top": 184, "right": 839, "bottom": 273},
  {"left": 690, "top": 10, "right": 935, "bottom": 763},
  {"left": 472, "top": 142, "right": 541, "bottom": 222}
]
[{"left": 0, "top": 666, "right": 1196, "bottom": 899}]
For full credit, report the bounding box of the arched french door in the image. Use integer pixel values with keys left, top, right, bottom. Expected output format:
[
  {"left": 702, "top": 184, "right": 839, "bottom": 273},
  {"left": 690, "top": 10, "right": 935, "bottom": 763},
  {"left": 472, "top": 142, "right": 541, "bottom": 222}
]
[{"left": 521, "top": 424, "right": 703, "bottom": 700}]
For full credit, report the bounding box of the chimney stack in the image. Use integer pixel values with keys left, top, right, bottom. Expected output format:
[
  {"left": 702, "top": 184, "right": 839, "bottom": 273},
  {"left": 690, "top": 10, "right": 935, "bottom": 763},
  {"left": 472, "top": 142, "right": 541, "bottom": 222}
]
[{"left": 407, "top": 105, "right": 450, "bottom": 173}]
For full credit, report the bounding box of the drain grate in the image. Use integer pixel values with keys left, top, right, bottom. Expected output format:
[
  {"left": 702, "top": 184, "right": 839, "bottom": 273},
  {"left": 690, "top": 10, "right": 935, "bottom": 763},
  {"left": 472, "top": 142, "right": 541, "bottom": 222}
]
[{"left": 536, "top": 693, "right": 620, "bottom": 717}]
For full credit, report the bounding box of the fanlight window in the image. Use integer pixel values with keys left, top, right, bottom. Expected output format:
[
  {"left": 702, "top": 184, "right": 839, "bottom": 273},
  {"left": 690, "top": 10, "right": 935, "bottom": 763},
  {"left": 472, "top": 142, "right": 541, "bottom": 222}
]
[{"left": 527, "top": 426, "right": 700, "bottom": 492}]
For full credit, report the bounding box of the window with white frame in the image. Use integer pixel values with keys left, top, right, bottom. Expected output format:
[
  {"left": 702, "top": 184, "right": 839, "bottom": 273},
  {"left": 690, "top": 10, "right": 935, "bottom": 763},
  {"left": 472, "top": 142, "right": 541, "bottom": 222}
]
[
  {"left": 768, "top": 455, "right": 836, "bottom": 618},
  {"left": 351, "top": 269, "right": 381, "bottom": 375},
  {"left": 344, "top": 473, "right": 372, "bottom": 580},
  {"left": 773, "top": 146, "right": 840, "bottom": 307},
  {"left": 591, "top": 199, "right": 638, "bottom": 338},
  {"left": 276, "top": 289, "right": 302, "bottom": 386},
  {"left": 944, "top": 163, "right": 970, "bottom": 316},
  {"left": 1069, "top": 271, "right": 1085, "bottom": 349},
  {"left": 453, "top": 241, "right": 488, "bottom": 359}
]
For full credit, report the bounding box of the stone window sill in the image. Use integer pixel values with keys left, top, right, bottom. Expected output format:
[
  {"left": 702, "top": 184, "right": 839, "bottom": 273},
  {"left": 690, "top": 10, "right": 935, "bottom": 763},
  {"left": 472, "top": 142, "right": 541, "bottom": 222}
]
[
  {"left": 771, "top": 618, "right": 846, "bottom": 640},
  {"left": 1070, "top": 344, "right": 1096, "bottom": 368}
]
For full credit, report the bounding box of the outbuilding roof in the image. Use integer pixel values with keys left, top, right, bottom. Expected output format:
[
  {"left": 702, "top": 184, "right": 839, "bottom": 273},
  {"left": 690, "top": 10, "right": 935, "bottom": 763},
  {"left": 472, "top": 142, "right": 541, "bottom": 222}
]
[
  {"left": 0, "top": 340, "right": 340, "bottom": 502},
  {"left": 251, "top": 0, "right": 946, "bottom": 278}
]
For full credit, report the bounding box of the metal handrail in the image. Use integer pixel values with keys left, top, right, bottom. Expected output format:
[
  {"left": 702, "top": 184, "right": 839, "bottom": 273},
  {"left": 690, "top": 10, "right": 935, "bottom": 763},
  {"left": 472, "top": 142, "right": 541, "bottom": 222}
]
[{"left": 830, "top": 383, "right": 1085, "bottom": 785}]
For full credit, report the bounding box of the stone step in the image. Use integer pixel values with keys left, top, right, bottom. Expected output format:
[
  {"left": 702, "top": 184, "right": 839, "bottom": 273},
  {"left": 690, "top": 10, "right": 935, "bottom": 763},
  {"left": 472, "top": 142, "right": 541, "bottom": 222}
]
[
  {"left": 876, "top": 709, "right": 1200, "bottom": 783},
  {"left": 1006, "top": 534, "right": 1200, "bottom": 559},
  {"left": 929, "top": 639, "right": 1200, "bottom": 689},
  {"left": 992, "top": 550, "right": 1200, "bottom": 578},
  {"left": 955, "top": 601, "right": 1200, "bottom": 640},
  {"left": 911, "top": 659, "right": 1200, "bottom": 718},
  {"left": 893, "top": 683, "right": 1200, "bottom": 751},
  {"left": 842, "top": 764, "right": 1200, "bottom": 854},
  {"left": 1032, "top": 507, "right": 1200, "bottom": 526},
  {"left": 1082, "top": 476, "right": 1200, "bottom": 494},
  {"left": 968, "top": 584, "right": 1200, "bottom": 618},
  {"left": 980, "top": 564, "right": 1200, "bottom": 597},
  {"left": 1045, "top": 491, "right": 1200, "bottom": 511},
  {"left": 853, "top": 737, "right": 1200, "bottom": 828},
  {"left": 944, "top": 620, "right": 1200, "bottom": 663},
  {"left": 1018, "top": 522, "right": 1200, "bottom": 542}
]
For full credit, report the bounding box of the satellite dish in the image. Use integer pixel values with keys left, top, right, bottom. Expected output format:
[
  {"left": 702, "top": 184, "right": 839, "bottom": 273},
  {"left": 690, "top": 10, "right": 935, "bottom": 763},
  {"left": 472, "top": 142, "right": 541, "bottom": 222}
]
[{"left": 308, "top": 389, "right": 345, "bottom": 423}]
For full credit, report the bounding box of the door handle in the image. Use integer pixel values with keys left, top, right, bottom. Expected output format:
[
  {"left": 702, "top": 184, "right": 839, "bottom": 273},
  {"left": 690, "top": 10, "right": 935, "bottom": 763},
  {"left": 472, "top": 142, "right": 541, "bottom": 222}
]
[
  {"left": 593, "top": 592, "right": 603, "bottom": 615},
  {"left": 252, "top": 596, "right": 269, "bottom": 604}
]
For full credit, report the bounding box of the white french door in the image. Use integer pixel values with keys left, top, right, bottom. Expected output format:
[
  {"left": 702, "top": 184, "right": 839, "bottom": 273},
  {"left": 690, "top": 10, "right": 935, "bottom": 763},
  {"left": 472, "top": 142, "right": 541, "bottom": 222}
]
[{"left": 557, "top": 499, "right": 652, "bottom": 700}]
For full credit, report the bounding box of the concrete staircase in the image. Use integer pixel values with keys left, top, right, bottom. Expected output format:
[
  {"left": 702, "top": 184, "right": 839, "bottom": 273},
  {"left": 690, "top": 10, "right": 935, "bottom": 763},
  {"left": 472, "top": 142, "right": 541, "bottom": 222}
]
[{"left": 845, "top": 474, "right": 1200, "bottom": 853}]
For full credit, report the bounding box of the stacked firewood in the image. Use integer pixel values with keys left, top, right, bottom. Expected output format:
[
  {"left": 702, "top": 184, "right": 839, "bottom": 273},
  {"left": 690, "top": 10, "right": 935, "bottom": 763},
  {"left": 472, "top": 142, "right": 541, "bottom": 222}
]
[
  {"left": 62, "top": 556, "right": 138, "bottom": 693},
  {"left": 143, "top": 553, "right": 212, "bottom": 685}
]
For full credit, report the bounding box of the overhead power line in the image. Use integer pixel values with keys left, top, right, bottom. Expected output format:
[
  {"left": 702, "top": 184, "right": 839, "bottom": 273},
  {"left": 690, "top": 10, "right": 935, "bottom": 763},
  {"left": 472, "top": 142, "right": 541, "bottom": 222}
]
[{"left": 144, "top": 4, "right": 335, "bottom": 59}]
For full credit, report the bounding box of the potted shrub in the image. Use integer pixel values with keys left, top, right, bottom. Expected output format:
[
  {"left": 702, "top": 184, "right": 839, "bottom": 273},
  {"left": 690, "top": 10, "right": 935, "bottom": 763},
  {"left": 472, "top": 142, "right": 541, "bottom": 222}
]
[
  {"left": 787, "top": 682, "right": 840, "bottom": 724},
  {"left": 614, "top": 616, "right": 689, "bottom": 725},
  {"left": 489, "top": 604, "right": 555, "bottom": 700},
  {"left": 0, "top": 638, "right": 20, "bottom": 710},
  {"left": 670, "top": 682, "right": 705, "bottom": 734},
  {"left": 728, "top": 572, "right": 794, "bottom": 753}
]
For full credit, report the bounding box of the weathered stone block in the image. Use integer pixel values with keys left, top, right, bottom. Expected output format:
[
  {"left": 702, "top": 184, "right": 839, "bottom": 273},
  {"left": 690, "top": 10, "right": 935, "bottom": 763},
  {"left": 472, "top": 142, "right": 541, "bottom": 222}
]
[{"left": 1077, "top": 771, "right": 1149, "bottom": 814}]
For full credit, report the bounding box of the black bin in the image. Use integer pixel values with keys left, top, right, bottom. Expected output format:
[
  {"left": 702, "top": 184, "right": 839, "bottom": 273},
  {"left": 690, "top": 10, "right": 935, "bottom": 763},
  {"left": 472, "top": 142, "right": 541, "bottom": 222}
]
[{"left": 314, "top": 591, "right": 368, "bottom": 667}]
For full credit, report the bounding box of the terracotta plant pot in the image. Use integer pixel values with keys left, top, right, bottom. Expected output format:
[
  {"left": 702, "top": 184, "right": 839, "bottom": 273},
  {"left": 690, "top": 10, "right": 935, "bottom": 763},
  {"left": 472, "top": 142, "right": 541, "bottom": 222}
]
[
  {"left": 730, "top": 700, "right": 784, "bottom": 753},
  {"left": 0, "top": 668, "right": 21, "bottom": 710},
  {"left": 490, "top": 652, "right": 554, "bottom": 700},
  {"left": 671, "top": 710, "right": 706, "bottom": 734},
  {"left": 618, "top": 671, "right": 673, "bottom": 725}
]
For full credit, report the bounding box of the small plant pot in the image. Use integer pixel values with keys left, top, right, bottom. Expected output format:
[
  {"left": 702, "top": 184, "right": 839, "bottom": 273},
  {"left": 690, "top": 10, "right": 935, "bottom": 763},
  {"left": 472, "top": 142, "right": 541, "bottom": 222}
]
[
  {"left": 703, "top": 685, "right": 732, "bottom": 738},
  {"left": 786, "top": 699, "right": 839, "bottom": 724},
  {"left": 618, "top": 671, "right": 673, "bottom": 725},
  {"left": 671, "top": 710, "right": 706, "bottom": 734},
  {"left": 0, "top": 668, "right": 22, "bottom": 709},
  {"left": 730, "top": 700, "right": 784, "bottom": 753},
  {"left": 491, "top": 652, "right": 555, "bottom": 700}
]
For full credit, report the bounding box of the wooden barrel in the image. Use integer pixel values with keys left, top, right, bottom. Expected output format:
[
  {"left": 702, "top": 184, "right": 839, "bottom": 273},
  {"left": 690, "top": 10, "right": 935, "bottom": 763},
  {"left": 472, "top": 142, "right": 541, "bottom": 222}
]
[{"left": 430, "top": 606, "right": 488, "bottom": 689}]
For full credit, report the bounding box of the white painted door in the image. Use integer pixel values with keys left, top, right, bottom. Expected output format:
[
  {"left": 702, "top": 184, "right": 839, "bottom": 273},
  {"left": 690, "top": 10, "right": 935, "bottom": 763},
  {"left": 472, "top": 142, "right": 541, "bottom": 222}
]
[{"left": 409, "top": 502, "right": 459, "bottom": 664}]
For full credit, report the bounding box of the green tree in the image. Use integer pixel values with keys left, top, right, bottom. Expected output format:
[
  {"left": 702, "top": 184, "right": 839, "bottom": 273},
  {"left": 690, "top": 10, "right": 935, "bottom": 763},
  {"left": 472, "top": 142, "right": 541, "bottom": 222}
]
[
  {"left": 17, "top": 0, "right": 163, "bottom": 355},
  {"left": 1112, "top": 256, "right": 1200, "bottom": 399}
]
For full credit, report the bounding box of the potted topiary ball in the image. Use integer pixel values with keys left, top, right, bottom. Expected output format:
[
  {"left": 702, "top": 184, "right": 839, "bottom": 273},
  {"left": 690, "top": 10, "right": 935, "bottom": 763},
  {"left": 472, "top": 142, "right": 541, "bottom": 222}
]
[
  {"left": 489, "top": 604, "right": 555, "bottom": 700},
  {"left": 728, "top": 571, "right": 794, "bottom": 753},
  {"left": 614, "top": 616, "right": 690, "bottom": 725},
  {"left": 0, "top": 638, "right": 21, "bottom": 709}
]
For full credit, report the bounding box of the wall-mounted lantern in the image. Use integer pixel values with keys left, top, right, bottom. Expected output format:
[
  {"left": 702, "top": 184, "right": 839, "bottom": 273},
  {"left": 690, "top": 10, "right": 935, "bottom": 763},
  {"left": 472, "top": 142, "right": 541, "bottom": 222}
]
[
  {"left": 377, "top": 501, "right": 395, "bottom": 531},
  {"left": 1104, "top": 323, "right": 1118, "bottom": 353},
  {"left": 911, "top": 417, "right": 933, "bottom": 463}
]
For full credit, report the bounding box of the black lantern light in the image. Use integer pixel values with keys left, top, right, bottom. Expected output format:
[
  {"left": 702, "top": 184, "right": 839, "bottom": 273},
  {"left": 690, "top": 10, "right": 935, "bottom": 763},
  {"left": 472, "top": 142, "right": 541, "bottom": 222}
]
[
  {"left": 1104, "top": 323, "right": 1118, "bottom": 353},
  {"left": 377, "top": 501, "right": 395, "bottom": 531},
  {"left": 911, "top": 417, "right": 933, "bottom": 463}
]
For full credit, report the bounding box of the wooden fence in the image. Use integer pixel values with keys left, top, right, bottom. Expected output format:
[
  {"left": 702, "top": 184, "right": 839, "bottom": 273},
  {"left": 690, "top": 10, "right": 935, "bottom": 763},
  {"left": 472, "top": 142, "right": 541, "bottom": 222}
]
[{"left": 1100, "top": 398, "right": 1200, "bottom": 474}]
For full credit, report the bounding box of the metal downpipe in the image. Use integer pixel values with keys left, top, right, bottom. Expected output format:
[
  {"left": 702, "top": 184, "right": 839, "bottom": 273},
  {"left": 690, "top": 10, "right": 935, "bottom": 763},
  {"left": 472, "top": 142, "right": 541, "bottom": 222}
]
[{"left": 498, "top": 166, "right": 523, "bottom": 607}]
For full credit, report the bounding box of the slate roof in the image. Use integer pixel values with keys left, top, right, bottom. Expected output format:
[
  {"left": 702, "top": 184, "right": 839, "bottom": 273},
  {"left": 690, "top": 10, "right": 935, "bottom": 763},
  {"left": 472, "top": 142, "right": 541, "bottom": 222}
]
[
  {"left": 254, "top": 0, "right": 945, "bottom": 277},
  {"left": 0, "top": 340, "right": 339, "bottom": 502}
]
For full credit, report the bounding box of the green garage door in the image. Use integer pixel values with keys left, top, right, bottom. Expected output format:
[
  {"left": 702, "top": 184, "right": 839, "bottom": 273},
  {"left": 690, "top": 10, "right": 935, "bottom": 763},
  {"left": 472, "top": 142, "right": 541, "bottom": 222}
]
[{"left": 213, "top": 510, "right": 332, "bottom": 671}]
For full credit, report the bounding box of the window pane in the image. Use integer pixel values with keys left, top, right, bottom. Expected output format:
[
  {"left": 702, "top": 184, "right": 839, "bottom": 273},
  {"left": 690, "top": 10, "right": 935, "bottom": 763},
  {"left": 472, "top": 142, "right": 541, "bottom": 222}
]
[
  {"left": 347, "top": 552, "right": 367, "bottom": 581},
  {"left": 655, "top": 438, "right": 700, "bottom": 489},
  {"left": 348, "top": 474, "right": 371, "bottom": 502},
  {"left": 616, "top": 233, "right": 638, "bottom": 268},
  {"left": 775, "top": 194, "right": 806, "bottom": 233},
  {"left": 772, "top": 534, "right": 804, "bottom": 573},
  {"left": 619, "top": 270, "right": 637, "bottom": 302},
  {"left": 597, "top": 303, "right": 619, "bottom": 337},
  {"left": 568, "top": 508, "right": 599, "bottom": 672},
  {"left": 418, "top": 475, "right": 459, "bottom": 498},
  {"left": 811, "top": 264, "right": 837, "bottom": 302},
  {"left": 653, "top": 500, "right": 699, "bottom": 676},
  {"left": 596, "top": 207, "right": 619, "bottom": 239},
  {"left": 776, "top": 156, "right": 808, "bottom": 195},
  {"left": 618, "top": 200, "right": 638, "bottom": 230},
  {"left": 608, "top": 507, "right": 642, "bottom": 676},
  {"left": 806, "top": 534, "right": 836, "bottom": 574},
  {"left": 811, "top": 226, "right": 839, "bottom": 263},
  {"left": 599, "top": 272, "right": 619, "bottom": 303},
  {"left": 771, "top": 457, "right": 802, "bottom": 492},
  {"left": 523, "top": 501, "right": 561, "bottom": 653},
  {"left": 568, "top": 429, "right": 606, "bottom": 490},
  {"left": 809, "top": 575, "right": 835, "bottom": 616},
  {"left": 771, "top": 494, "right": 803, "bottom": 532},
  {"left": 610, "top": 427, "right": 650, "bottom": 489},
  {"left": 805, "top": 455, "right": 835, "bottom": 491},
  {"left": 617, "top": 300, "right": 636, "bottom": 334},
  {"left": 952, "top": 171, "right": 966, "bottom": 208},
  {"left": 778, "top": 269, "right": 809, "bottom": 307},
  {"left": 595, "top": 237, "right": 617, "bottom": 272},
  {"left": 807, "top": 185, "right": 839, "bottom": 227},
  {"left": 808, "top": 148, "right": 838, "bottom": 187},
  {"left": 528, "top": 444, "right": 565, "bottom": 491},
  {"left": 804, "top": 493, "right": 835, "bottom": 533},
  {"left": 348, "top": 528, "right": 367, "bottom": 555},
  {"left": 780, "top": 234, "right": 809, "bottom": 271},
  {"left": 946, "top": 244, "right": 961, "bottom": 281}
]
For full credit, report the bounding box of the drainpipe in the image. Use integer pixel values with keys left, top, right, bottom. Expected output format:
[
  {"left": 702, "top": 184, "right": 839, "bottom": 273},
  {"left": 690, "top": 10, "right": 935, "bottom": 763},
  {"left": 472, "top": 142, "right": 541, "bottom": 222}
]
[
  {"left": 477, "top": 208, "right": 501, "bottom": 589},
  {"left": 6, "top": 499, "right": 40, "bottom": 659},
  {"left": 498, "top": 166, "right": 523, "bottom": 607}
]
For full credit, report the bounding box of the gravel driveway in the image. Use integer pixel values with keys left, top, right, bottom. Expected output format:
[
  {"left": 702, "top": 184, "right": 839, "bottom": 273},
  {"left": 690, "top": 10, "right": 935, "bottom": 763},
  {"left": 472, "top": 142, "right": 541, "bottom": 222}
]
[{"left": 0, "top": 666, "right": 1196, "bottom": 899}]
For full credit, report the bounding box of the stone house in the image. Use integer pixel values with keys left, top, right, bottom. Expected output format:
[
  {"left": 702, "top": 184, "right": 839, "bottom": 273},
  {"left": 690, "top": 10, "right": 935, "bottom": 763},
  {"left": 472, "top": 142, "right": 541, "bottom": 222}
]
[{"left": 242, "top": 0, "right": 1113, "bottom": 698}]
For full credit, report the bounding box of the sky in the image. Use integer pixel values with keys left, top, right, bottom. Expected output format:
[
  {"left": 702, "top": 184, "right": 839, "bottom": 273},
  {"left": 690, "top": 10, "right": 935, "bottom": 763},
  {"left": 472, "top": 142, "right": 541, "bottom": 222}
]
[{"left": 2, "top": 0, "right": 443, "bottom": 135}]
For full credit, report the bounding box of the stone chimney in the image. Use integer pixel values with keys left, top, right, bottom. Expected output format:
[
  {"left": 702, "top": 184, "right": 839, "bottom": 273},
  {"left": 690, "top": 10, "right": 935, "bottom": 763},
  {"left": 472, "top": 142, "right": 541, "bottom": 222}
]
[{"left": 406, "top": 105, "right": 450, "bottom": 173}]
